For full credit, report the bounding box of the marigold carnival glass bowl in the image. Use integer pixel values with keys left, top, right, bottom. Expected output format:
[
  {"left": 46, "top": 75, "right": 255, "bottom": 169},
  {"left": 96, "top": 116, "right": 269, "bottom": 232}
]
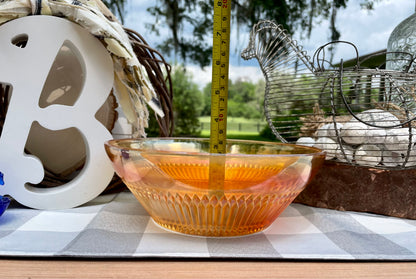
[{"left": 104, "top": 138, "right": 325, "bottom": 237}]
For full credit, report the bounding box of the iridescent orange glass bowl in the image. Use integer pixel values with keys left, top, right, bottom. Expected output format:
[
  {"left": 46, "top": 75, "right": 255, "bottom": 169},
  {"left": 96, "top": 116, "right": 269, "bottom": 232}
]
[{"left": 104, "top": 138, "right": 325, "bottom": 237}]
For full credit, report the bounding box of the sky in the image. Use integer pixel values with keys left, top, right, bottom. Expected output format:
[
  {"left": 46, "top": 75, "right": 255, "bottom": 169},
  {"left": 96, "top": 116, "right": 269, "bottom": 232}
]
[{"left": 123, "top": 0, "right": 415, "bottom": 88}]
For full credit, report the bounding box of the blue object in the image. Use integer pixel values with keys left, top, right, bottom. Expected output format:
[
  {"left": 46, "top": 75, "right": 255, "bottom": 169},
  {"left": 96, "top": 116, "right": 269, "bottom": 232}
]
[
  {"left": 0, "top": 196, "right": 10, "bottom": 217},
  {"left": 0, "top": 171, "right": 9, "bottom": 217}
]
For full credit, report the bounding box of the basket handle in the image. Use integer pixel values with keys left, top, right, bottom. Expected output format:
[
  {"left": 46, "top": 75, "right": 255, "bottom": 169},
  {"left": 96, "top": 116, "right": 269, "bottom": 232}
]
[
  {"left": 338, "top": 64, "right": 416, "bottom": 128},
  {"left": 313, "top": 41, "right": 360, "bottom": 71}
]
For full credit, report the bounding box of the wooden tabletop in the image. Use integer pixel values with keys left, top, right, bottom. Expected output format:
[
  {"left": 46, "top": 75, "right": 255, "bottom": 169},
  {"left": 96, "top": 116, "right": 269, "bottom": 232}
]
[{"left": 1, "top": 259, "right": 416, "bottom": 279}]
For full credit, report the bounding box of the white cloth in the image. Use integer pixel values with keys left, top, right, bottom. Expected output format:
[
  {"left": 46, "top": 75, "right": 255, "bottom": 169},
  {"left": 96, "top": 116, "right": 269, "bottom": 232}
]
[{"left": 1, "top": 191, "right": 416, "bottom": 260}]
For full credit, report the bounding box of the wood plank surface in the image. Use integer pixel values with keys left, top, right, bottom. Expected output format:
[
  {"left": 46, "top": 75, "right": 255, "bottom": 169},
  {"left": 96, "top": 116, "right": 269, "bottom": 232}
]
[{"left": 0, "top": 259, "right": 415, "bottom": 279}]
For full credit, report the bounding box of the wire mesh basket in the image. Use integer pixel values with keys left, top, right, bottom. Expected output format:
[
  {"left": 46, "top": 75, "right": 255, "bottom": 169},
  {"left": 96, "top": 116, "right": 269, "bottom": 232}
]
[{"left": 242, "top": 20, "right": 416, "bottom": 170}]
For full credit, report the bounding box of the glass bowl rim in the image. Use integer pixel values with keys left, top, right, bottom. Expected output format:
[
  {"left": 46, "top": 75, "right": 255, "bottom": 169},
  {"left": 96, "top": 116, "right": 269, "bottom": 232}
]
[{"left": 105, "top": 137, "right": 325, "bottom": 158}]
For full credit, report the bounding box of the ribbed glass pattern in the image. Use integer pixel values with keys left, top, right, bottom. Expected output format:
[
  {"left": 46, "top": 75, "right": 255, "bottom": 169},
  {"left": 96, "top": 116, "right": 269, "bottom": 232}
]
[
  {"left": 105, "top": 138, "right": 325, "bottom": 236},
  {"left": 130, "top": 187, "right": 300, "bottom": 236}
]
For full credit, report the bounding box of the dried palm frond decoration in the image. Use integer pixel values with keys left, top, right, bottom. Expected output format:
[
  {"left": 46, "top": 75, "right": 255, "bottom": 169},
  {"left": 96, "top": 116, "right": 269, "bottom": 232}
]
[
  {"left": 124, "top": 28, "right": 174, "bottom": 137},
  {"left": 0, "top": 0, "right": 173, "bottom": 137},
  {"left": 242, "top": 20, "right": 416, "bottom": 170}
]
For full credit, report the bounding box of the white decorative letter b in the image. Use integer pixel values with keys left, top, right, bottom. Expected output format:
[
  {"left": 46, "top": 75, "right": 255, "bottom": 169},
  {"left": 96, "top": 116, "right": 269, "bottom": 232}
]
[{"left": 0, "top": 16, "right": 114, "bottom": 209}]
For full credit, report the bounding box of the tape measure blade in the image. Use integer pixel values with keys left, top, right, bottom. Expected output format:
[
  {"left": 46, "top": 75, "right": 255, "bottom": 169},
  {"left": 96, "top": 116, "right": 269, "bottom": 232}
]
[
  {"left": 210, "top": 0, "right": 231, "bottom": 154},
  {"left": 209, "top": 0, "right": 231, "bottom": 194}
]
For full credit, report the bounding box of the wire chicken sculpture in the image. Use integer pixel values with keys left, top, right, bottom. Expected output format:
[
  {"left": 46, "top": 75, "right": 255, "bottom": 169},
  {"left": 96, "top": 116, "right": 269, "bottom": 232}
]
[{"left": 242, "top": 20, "right": 416, "bottom": 170}]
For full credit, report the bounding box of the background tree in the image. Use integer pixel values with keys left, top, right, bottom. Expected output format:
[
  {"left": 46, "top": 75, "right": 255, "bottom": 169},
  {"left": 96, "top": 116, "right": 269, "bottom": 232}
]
[
  {"left": 145, "top": 65, "right": 203, "bottom": 136},
  {"left": 201, "top": 83, "right": 212, "bottom": 116},
  {"left": 254, "top": 79, "right": 266, "bottom": 119},
  {"left": 145, "top": 0, "right": 381, "bottom": 67},
  {"left": 102, "top": 0, "right": 127, "bottom": 23},
  {"left": 201, "top": 79, "right": 265, "bottom": 119},
  {"left": 171, "top": 66, "right": 204, "bottom": 136},
  {"left": 228, "top": 79, "right": 260, "bottom": 118}
]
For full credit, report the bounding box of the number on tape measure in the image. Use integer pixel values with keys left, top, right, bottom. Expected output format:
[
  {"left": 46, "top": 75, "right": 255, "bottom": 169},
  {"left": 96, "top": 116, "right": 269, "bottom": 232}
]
[{"left": 210, "top": 0, "right": 231, "bottom": 154}]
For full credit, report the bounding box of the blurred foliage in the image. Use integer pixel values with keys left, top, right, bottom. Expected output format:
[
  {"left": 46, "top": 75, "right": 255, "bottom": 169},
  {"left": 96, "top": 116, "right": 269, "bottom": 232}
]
[
  {"left": 145, "top": 65, "right": 203, "bottom": 136},
  {"left": 201, "top": 79, "right": 265, "bottom": 119},
  {"left": 104, "top": 0, "right": 383, "bottom": 66},
  {"left": 144, "top": 0, "right": 380, "bottom": 67},
  {"left": 171, "top": 65, "right": 204, "bottom": 136},
  {"left": 102, "top": 0, "right": 127, "bottom": 23}
]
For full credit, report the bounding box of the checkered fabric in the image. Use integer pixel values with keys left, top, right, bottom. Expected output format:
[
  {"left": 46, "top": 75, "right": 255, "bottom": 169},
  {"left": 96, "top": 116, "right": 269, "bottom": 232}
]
[{"left": 1, "top": 191, "right": 416, "bottom": 260}]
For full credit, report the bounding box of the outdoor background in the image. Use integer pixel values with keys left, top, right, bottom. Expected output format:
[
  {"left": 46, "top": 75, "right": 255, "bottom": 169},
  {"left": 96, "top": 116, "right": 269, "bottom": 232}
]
[{"left": 106, "top": 0, "right": 415, "bottom": 140}]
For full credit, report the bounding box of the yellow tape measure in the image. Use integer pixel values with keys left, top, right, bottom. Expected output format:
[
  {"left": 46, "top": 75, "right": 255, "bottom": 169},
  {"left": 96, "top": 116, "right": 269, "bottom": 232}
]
[
  {"left": 210, "top": 0, "right": 231, "bottom": 154},
  {"left": 209, "top": 0, "right": 231, "bottom": 195}
]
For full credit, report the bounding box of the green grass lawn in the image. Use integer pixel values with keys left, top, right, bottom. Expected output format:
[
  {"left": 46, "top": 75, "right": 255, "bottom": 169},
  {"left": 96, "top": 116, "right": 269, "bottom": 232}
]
[
  {"left": 198, "top": 116, "right": 265, "bottom": 124},
  {"left": 198, "top": 116, "right": 275, "bottom": 141},
  {"left": 199, "top": 130, "right": 273, "bottom": 141}
]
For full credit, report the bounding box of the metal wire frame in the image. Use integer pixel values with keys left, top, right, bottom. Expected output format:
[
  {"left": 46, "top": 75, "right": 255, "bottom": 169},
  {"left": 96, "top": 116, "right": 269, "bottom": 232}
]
[{"left": 242, "top": 20, "right": 416, "bottom": 170}]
